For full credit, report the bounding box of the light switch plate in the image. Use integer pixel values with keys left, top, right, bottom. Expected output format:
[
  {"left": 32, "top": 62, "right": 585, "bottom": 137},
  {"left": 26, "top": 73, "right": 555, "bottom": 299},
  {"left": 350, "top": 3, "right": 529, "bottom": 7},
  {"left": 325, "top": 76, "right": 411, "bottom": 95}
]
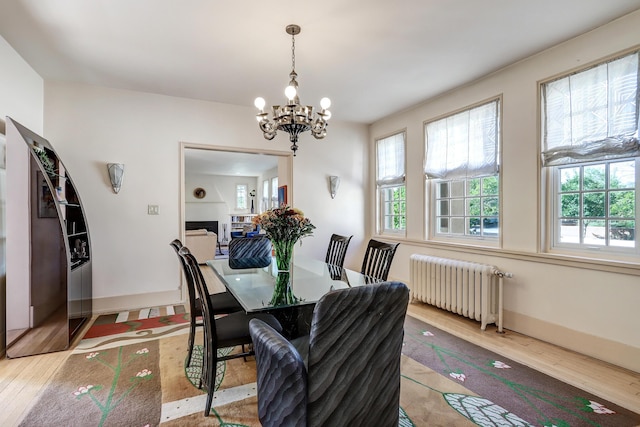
[{"left": 148, "top": 205, "right": 159, "bottom": 215}]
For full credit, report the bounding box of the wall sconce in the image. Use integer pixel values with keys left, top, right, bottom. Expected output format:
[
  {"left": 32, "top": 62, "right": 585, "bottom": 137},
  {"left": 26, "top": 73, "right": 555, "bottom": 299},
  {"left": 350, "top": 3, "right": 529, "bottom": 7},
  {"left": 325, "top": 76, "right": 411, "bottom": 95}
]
[
  {"left": 329, "top": 175, "right": 340, "bottom": 199},
  {"left": 107, "top": 163, "right": 125, "bottom": 194}
]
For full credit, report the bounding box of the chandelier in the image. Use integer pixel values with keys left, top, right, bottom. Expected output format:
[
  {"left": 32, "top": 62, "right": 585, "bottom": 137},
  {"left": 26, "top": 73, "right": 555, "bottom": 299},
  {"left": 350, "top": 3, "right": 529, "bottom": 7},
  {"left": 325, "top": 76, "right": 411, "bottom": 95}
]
[{"left": 254, "top": 24, "right": 331, "bottom": 156}]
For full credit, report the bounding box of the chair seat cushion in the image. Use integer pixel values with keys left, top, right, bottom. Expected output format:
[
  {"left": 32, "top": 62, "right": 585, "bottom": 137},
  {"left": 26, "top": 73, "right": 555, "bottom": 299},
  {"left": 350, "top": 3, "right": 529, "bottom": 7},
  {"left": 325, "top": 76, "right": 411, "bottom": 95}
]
[
  {"left": 217, "top": 311, "right": 283, "bottom": 348},
  {"left": 193, "top": 292, "right": 243, "bottom": 316}
]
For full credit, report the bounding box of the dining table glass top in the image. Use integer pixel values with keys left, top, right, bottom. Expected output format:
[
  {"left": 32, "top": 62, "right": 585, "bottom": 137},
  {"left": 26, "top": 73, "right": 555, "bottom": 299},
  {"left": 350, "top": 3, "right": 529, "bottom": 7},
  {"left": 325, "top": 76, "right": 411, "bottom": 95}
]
[{"left": 207, "top": 256, "right": 375, "bottom": 313}]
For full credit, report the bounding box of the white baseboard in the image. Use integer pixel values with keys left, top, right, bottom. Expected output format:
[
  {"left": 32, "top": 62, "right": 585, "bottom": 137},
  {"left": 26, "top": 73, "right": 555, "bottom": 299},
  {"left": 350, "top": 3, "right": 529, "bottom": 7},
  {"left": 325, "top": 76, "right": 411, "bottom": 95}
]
[
  {"left": 92, "top": 290, "right": 184, "bottom": 315},
  {"left": 505, "top": 309, "right": 639, "bottom": 373}
]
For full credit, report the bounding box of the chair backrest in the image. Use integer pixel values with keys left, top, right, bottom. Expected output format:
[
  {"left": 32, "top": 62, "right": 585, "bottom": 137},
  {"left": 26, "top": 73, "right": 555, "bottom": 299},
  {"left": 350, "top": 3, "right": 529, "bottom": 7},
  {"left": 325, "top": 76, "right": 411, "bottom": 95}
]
[
  {"left": 178, "top": 246, "right": 218, "bottom": 387},
  {"left": 324, "top": 234, "right": 352, "bottom": 268},
  {"left": 228, "top": 235, "right": 272, "bottom": 259},
  {"left": 306, "top": 281, "right": 409, "bottom": 427},
  {"left": 170, "top": 239, "right": 199, "bottom": 317},
  {"left": 360, "top": 239, "right": 400, "bottom": 281}
]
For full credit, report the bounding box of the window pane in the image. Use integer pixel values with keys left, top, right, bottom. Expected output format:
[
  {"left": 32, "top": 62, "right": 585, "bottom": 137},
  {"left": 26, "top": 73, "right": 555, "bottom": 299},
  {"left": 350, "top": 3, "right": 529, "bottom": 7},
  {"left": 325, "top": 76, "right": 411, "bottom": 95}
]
[
  {"left": 467, "top": 178, "right": 480, "bottom": 196},
  {"left": 583, "top": 192, "right": 605, "bottom": 218},
  {"left": 438, "top": 217, "right": 449, "bottom": 233},
  {"left": 610, "top": 220, "right": 635, "bottom": 247},
  {"left": 610, "top": 161, "right": 635, "bottom": 189},
  {"left": 451, "top": 199, "right": 464, "bottom": 216},
  {"left": 584, "top": 220, "right": 606, "bottom": 246},
  {"left": 482, "top": 176, "right": 499, "bottom": 195},
  {"left": 561, "top": 194, "right": 580, "bottom": 218},
  {"left": 583, "top": 164, "right": 605, "bottom": 190},
  {"left": 559, "top": 220, "right": 580, "bottom": 244},
  {"left": 560, "top": 167, "right": 580, "bottom": 191},
  {"left": 609, "top": 191, "right": 635, "bottom": 218},
  {"left": 483, "top": 197, "right": 499, "bottom": 216},
  {"left": 466, "top": 198, "right": 480, "bottom": 215},
  {"left": 439, "top": 200, "right": 449, "bottom": 216},
  {"left": 380, "top": 185, "right": 406, "bottom": 232},
  {"left": 438, "top": 181, "right": 449, "bottom": 198},
  {"left": 236, "top": 184, "right": 247, "bottom": 209},
  {"left": 450, "top": 181, "right": 464, "bottom": 197}
]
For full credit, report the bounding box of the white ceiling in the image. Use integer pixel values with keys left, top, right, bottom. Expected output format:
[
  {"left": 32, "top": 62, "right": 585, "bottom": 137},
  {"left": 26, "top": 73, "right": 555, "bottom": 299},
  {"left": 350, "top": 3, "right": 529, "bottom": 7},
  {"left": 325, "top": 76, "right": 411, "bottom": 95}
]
[{"left": 2, "top": 0, "right": 640, "bottom": 126}]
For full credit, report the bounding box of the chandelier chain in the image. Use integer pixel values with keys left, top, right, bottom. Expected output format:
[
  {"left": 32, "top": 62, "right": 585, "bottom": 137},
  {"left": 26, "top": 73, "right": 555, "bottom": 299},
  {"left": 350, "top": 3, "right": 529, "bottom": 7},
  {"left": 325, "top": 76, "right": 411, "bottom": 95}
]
[{"left": 291, "top": 32, "right": 296, "bottom": 71}]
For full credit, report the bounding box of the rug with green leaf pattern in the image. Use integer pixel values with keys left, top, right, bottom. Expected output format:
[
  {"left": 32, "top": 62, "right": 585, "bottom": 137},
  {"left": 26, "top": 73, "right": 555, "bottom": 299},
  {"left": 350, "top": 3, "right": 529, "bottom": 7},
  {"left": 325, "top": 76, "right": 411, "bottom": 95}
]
[{"left": 19, "top": 313, "right": 639, "bottom": 426}]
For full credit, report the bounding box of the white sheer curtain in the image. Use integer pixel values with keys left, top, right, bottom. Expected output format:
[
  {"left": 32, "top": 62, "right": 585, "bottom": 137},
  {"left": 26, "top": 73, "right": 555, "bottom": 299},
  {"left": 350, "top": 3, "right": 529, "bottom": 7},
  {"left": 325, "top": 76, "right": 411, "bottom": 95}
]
[
  {"left": 541, "top": 51, "right": 640, "bottom": 166},
  {"left": 376, "top": 132, "right": 405, "bottom": 186},
  {"left": 424, "top": 99, "right": 499, "bottom": 179}
]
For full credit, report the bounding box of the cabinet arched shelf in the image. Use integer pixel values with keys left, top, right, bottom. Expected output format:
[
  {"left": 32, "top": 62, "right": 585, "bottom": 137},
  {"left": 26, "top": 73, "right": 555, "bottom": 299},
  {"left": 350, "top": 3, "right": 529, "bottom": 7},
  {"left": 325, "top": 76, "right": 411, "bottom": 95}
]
[{"left": 6, "top": 118, "right": 92, "bottom": 358}]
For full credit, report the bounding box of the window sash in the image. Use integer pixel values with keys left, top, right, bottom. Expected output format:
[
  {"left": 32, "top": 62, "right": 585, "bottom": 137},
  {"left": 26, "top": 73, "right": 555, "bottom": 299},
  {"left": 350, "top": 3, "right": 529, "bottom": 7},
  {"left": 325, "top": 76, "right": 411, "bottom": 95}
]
[
  {"left": 551, "top": 159, "right": 637, "bottom": 252},
  {"left": 376, "top": 132, "right": 406, "bottom": 186},
  {"left": 380, "top": 185, "right": 406, "bottom": 233},
  {"left": 425, "top": 99, "right": 500, "bottom": 180},
  {"left": 236, "top": 184, "right": 248, "bottom": 210},
  {"left": 541, "top": 51, "right": 640, "bottom": 167}
]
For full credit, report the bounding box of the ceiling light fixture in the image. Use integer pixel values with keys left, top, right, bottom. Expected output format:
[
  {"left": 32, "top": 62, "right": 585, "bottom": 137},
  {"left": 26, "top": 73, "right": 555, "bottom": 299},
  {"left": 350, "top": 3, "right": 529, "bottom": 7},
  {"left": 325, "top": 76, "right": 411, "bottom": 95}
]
[{"left": 254, "top": 24, "right": 331, "bottom": 156}]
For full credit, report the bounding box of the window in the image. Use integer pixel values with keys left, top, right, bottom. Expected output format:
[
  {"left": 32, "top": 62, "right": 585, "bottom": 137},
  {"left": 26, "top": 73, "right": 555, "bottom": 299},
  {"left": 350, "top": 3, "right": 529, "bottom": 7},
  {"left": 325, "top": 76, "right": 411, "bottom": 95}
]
[
  {"left": 262, "top": 179, "right": 269, "bottom": 212},
  {"left": 542, "top": 50, "right": 639, "bottom": 255},
  {"left": 376, "top": 132, "right": 406, "bottom": 234},
  {"left": 271, "top": 177, "right": 279, "bottom": 208},
  {"left": 236, "top": 184, "right": 247, "bottom": 210},
  {"left": 425, "top": 98, "right": 501, "bottom": 239}
]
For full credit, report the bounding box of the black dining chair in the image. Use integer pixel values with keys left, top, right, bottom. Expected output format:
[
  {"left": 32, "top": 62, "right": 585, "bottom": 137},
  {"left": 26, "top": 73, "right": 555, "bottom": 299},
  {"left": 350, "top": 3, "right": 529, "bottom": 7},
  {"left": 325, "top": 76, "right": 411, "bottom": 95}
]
[
  {"left": 179, "top": 246, "right": 283, "bottom": 417},
  {"left": 249, "top": 281, "right": 410, "bottom": 427},
  {"left": 228, "top": 235, "right": 272, "bottom": 269},
  {"left": 170, "top": 239, "right": 243, "bottom": 366},
  {"left": 324, "top": 233, "right": 352, "bottom": 268},
  {"left": 360, "top": 239, "right": 400, "bottom": 282}
]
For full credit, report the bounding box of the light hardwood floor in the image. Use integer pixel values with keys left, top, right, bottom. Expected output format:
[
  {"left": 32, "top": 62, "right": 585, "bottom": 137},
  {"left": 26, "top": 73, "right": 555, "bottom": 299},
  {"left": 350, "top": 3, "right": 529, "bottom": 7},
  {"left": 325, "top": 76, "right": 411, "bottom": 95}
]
[{"left": 1, "top": 269, "right": 638, "bottom": 425}]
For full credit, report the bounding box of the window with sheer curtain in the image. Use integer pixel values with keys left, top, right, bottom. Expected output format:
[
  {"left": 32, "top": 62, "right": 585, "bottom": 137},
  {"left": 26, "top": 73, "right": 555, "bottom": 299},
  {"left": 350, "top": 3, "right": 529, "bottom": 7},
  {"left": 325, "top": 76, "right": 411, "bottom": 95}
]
[
  {"left": 376, "top": 132, "right": 406, "bottom": 234},
  {"left": 541, "top": 50, "right": 639, "bottom": 255},
  {"left": 425, "top": 98, "right": 501, "bottom": 239}
]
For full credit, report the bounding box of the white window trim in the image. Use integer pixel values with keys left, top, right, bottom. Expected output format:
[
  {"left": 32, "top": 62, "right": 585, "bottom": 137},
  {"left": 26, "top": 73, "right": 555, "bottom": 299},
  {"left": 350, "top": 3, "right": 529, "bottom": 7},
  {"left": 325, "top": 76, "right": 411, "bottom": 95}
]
[
  {"left": 540, "top": 49, "right": 640, "bottom": 260},
  {"left": 424, "top": 97, "right": 502, "bottom": 245}
]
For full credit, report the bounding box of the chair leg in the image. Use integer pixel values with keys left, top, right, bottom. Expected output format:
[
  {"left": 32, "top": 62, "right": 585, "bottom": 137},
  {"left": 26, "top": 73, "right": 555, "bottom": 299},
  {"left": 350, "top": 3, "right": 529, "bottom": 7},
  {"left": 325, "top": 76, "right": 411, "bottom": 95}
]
[
  {"left": 186, "top": 317, "right": 197, "bottom": 367},
  {"left": 204, "top": 354, "right": 218, "bottom": 416}
]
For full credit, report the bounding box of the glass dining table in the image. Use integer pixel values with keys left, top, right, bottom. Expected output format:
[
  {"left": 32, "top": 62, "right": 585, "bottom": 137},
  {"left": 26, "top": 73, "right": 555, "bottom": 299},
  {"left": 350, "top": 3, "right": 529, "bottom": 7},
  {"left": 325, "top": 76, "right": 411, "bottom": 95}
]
[{"left": 207, "top": 255, "right": 377, "bottom": 337}]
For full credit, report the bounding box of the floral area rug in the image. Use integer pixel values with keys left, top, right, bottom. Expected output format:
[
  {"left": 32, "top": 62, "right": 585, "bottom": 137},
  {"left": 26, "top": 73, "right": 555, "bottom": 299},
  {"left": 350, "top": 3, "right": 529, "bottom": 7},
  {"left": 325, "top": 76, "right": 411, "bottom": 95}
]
[
  {"left": 402, "top": 315, "right": 640, "bottom": 426},
  {"left": 18, "top": 310, "right": 640, "bottom": 426}
]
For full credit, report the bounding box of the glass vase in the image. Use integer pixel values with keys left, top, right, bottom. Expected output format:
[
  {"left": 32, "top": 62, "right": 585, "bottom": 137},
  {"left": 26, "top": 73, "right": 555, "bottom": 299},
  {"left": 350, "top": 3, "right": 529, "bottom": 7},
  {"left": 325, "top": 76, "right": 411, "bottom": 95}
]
[
  {"left": 272, "top": 239, "right": 296, "bottom": 272},
  {"left": 270, "top": 239, "right": 298, "bottom": 305}
]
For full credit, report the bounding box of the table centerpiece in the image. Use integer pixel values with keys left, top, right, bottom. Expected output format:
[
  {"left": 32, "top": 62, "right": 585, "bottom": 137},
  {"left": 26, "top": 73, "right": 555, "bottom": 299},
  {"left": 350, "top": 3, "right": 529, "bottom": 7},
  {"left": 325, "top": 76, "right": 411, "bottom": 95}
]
[{"left": 253, "top": 205, "right": 315, "bottom": 305}]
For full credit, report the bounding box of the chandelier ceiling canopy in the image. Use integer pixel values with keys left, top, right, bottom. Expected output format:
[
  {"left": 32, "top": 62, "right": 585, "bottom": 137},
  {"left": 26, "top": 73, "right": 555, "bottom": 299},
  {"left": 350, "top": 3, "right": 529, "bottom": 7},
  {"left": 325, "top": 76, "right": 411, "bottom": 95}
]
[{"left": 254, "top": 24, "right": 331, "bottom": 156}]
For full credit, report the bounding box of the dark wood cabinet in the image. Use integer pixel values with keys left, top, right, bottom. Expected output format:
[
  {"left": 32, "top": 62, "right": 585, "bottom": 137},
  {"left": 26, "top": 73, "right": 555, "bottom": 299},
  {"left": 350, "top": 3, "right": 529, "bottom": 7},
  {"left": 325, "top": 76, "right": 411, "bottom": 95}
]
[{"left": 6, "top": 118, "right": 92, "bottom": 358}]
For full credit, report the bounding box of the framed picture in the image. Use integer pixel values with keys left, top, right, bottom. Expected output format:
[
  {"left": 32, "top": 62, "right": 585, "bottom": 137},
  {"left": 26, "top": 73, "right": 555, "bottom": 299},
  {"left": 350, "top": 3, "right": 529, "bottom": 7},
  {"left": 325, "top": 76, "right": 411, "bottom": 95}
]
[
  {"left": 37, "top": 171, "right": 57, "bottom": 218},
  {"left": 278, "top": 185, "right": 288, "bottom": 206}
]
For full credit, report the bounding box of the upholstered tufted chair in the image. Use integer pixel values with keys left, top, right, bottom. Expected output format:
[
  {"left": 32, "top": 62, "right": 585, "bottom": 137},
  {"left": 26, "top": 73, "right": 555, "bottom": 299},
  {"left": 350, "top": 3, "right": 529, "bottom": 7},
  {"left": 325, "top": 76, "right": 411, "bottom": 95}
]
[{"left": 249, "top": 280, "right": 409, "bottom": 427}]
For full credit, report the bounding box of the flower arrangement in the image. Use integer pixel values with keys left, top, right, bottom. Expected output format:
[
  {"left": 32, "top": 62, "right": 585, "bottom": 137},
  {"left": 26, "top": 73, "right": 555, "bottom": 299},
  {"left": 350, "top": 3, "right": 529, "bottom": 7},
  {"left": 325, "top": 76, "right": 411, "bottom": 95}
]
[
  {"left": 253, "top": 206, "right": 315, "bottom": 305},
  {"left": 252, "top": 205, "right": 315, "bottom": 245}
]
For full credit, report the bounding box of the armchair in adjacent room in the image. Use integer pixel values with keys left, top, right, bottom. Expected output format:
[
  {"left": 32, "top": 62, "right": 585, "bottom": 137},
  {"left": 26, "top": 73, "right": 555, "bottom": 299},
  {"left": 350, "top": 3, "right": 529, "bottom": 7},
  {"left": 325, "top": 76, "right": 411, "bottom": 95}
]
[
  {"left": 185, "top": 229, "right": 217, "bottom": 263},
  {"left": 249, "top": 281, "right": 410, "bottom": 427}
]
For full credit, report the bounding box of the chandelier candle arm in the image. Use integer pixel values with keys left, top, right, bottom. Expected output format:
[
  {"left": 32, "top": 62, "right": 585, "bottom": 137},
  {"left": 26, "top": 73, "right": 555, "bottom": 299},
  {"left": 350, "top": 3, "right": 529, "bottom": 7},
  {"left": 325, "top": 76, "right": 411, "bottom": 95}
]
[{"left": 254, "top": 24, "right": 331, "bottom": 156}]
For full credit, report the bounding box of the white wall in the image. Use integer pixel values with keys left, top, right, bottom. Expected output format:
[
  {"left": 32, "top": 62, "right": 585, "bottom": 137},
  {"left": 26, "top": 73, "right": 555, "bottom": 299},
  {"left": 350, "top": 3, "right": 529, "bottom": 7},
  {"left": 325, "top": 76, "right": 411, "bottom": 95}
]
[
  {"left": 185, "top": 172, "right": 258, "bottom": 233},
  {"left": 369, "top": 11, "right": 640, "bottom": 371},
  {"left": 0, "top": 35, "right": 44, "bottom": 355},
  {"left": 42, "top": 82, "right": 368, "bottom": 312}
]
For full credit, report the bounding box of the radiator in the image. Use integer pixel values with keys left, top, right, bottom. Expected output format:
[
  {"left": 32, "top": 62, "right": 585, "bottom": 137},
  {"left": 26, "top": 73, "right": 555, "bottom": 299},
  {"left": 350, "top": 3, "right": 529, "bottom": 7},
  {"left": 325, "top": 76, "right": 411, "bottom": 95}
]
[{"left": 409, "top": 254, "right": 511, "bottom": 331}]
